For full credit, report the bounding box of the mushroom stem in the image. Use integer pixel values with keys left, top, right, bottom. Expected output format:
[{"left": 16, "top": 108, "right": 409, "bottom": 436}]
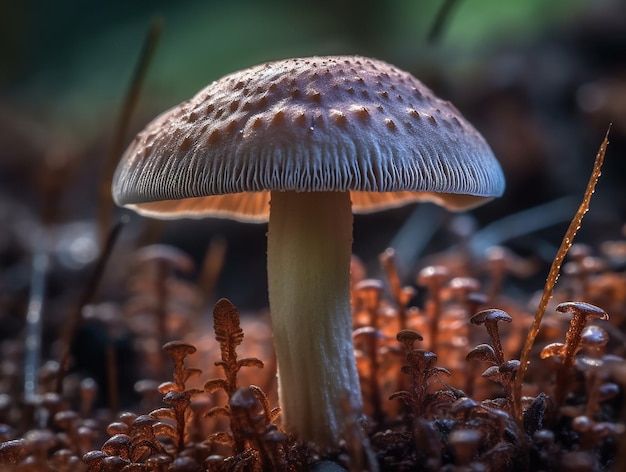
[{"left": 267, "top": 190, "right": 362, "bottom": 446}]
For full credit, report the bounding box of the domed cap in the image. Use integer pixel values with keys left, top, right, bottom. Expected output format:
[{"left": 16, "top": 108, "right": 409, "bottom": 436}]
[{"left": 113, "top": 56, "right": 505, "bottom": 222}]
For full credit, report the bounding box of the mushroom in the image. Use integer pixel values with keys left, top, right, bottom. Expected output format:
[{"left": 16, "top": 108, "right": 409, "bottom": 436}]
[{"left": 112, "top": 56, "right": 505, "bottom": 446}]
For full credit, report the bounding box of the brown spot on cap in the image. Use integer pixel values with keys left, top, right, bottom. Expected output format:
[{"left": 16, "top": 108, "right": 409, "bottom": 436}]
[
  {"left": 270, "top": 110, "right": 286, "bottom": 125},
  {"left": 308, "top": 90, "right": 322, "bottom": 102},
  {"left": 180, "top": 136, "right": 192, "bottom": 151},
  {"left": 225, "top": 120, "right": 238, "bottom": 133},
  {"left": 294, "top": 111, "right": 307, "bottom": 126},
  {"left": 207, "top": 129, "right": 220, "bottom": 144},
  {"left": 329, "top": 109, "right": 347, "bottom": 126},
  {"left": 384, "top": 118, "right": 397, "bottom": 131},
  {"left": 251, "top": 117, "right": 263, "bottom": 129},
  {"left": 350, "top": 105, "right": 370, "bottom": 121}
]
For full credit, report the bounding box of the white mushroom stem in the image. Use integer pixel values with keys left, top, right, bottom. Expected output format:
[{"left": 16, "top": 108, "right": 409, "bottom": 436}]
[{"left": 267, "top": 190, "right": 362, "bottom": 446}]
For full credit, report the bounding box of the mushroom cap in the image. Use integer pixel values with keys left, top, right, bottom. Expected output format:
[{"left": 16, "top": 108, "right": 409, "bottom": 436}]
[
  {"left": 161, "top": 340, "right": 197, "bottom": 357},
  {"left": 114, "top": 56, "right": 505, "bottom": 222},
  {"left": 555, "top": 301, "right": 609, "bottom": 320},
  {"left": 470, "top": 308, "right": 513, "bottom": 326},
  {"left": 417, "top": 265, "right": 450, "bottom": 287}
]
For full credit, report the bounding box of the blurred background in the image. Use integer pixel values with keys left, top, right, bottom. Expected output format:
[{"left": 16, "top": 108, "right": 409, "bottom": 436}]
[{"left": 1, "top": 0, "right": 625, "bottom": 316}]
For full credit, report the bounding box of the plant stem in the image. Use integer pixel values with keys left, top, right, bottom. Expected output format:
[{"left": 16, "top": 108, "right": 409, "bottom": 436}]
[
  {"left": 24, "top": 240, "right": 49, "bottom": 405},
  {"left": 512, "top": 127, "right": 610, "bottom": 424}
]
